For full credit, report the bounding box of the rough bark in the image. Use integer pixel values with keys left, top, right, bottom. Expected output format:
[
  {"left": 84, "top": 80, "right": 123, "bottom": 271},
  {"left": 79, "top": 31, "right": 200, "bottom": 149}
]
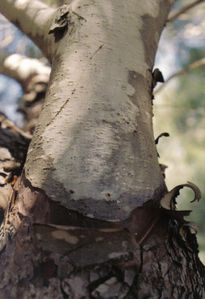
[
  {"left": 0, "top": 0, "right": 205, "bottom": 298},
  {"left": 0, "top": 182, "right": 204, "bottom": 298}
]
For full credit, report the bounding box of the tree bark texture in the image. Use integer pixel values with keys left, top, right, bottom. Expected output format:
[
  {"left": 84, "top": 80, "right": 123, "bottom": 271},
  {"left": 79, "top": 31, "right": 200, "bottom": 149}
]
[
  {"left": 25, "top": 0, "right": 172, "bottom": 221},
  {"left": 0, "top": 180, "right": 204, "bottom": 298},
  {"left": 0, "top": 0, "right": 205, "bottom": 298}
]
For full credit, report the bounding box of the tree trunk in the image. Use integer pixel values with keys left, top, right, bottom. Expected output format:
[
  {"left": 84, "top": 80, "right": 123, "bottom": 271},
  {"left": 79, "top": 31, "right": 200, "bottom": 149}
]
[
  {"left": 0, "top": 0, "right": 204, "bottom": 298},
  {"left": 25, "top": 0, "right": 169, "bottom": 221}
]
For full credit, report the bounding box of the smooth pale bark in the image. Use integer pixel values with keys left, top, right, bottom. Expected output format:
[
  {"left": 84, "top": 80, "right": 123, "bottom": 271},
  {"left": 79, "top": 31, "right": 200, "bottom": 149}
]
[
  {"left": 25, "top": 0, "right": 172, "bottom": 221},
  {"left": 0, "top": 0, "right": 56, "bottom": 60}
]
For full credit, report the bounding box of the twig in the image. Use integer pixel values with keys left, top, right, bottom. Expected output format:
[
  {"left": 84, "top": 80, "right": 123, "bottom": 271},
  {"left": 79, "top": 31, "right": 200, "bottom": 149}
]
[
  {"left": 138, "top": 217, "right": 159, "bottom": 245},
  {"left": 155, "top": 132, "right": 170, "bottom": 145},
  {"left": 154, "top": 57, "right": 205, "bottom": 94},
  {"left": 167, "top": 0, "right": 204, "bottom": 23}
]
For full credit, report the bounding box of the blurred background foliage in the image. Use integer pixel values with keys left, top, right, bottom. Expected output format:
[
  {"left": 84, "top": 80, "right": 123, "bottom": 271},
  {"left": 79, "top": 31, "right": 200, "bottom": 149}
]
[
  {"left": 0, "top": 0, "right": 205, "bottom": 259},
  {"left": 154, "top": 0, "right": 205, "bottom": 260}
]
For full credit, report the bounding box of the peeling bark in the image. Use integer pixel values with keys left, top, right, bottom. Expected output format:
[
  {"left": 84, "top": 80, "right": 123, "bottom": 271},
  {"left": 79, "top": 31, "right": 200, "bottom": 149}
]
[{"left": 0, "top": 180, "right": 204, "bottom": 298}]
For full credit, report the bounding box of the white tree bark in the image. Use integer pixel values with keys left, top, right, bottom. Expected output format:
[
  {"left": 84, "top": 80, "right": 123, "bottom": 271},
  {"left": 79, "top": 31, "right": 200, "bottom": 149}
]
[{"left": 23, "top": 0, "right": 172, "bottom": 221}]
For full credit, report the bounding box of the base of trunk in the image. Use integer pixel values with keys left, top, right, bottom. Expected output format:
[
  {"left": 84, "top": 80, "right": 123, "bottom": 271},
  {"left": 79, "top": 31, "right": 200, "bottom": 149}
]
[{"left": 0, "top": 176, "right": 204, "bottom": 298}]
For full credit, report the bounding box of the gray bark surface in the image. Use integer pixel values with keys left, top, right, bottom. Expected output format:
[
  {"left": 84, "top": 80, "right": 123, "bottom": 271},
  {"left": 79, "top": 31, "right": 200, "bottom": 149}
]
[{"left": 25, "top": 0, "right": 170, "bottom": 221}]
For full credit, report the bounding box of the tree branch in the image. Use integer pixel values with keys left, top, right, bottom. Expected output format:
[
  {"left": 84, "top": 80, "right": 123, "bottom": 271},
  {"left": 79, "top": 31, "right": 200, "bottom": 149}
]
[
  {"left": 154, "top": 57, "right": 205, "bottom": 94},
  {"left": 0, "top": 53, "right": 50, "bottom": 90},
  {"left": 0, "top": 53, "right": 51, "bottom": 133},
  {"left": 167, "top": 0, "right": 204, "bottom": 23},
  {"left": 0, "top": 0, "right": 56, "bottom": 61}
]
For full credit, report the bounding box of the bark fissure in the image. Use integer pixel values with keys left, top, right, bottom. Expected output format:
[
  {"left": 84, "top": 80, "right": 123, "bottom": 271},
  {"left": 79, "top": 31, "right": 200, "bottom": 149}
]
[{"left": 47, "top": 98, "right": 70, "bottom": 127}]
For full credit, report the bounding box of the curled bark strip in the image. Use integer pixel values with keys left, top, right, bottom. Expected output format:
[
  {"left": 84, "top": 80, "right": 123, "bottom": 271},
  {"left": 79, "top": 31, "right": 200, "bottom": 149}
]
[
  {"left": 187, "top": 181, "right": 201, "bottom": 203},
  {"left": 155, "top": 132, "right": 170, "bottom": 144},
  {"left": 152, "top": 68, "right": 164, "bottom": 90},
  {"left": 160, "top": 181, "right": 201, "bottom": 211}
]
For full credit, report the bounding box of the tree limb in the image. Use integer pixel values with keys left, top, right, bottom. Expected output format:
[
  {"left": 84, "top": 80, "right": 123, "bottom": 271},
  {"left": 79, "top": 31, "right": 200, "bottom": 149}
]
[
  {"left": 0, "top": 53, "right": 50, "bottom": 91},
  {"left": 154, "top": 57, "right": 205, "bottom": 94},
  {"left": 0, "top": 0, "right": 56, "bottom": 61},
  {"left": 167, "top": 0, "right": 204, "bottom": 23},
  {"left": 0, "top": 53, "right": 50, "bottom": 133}
]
